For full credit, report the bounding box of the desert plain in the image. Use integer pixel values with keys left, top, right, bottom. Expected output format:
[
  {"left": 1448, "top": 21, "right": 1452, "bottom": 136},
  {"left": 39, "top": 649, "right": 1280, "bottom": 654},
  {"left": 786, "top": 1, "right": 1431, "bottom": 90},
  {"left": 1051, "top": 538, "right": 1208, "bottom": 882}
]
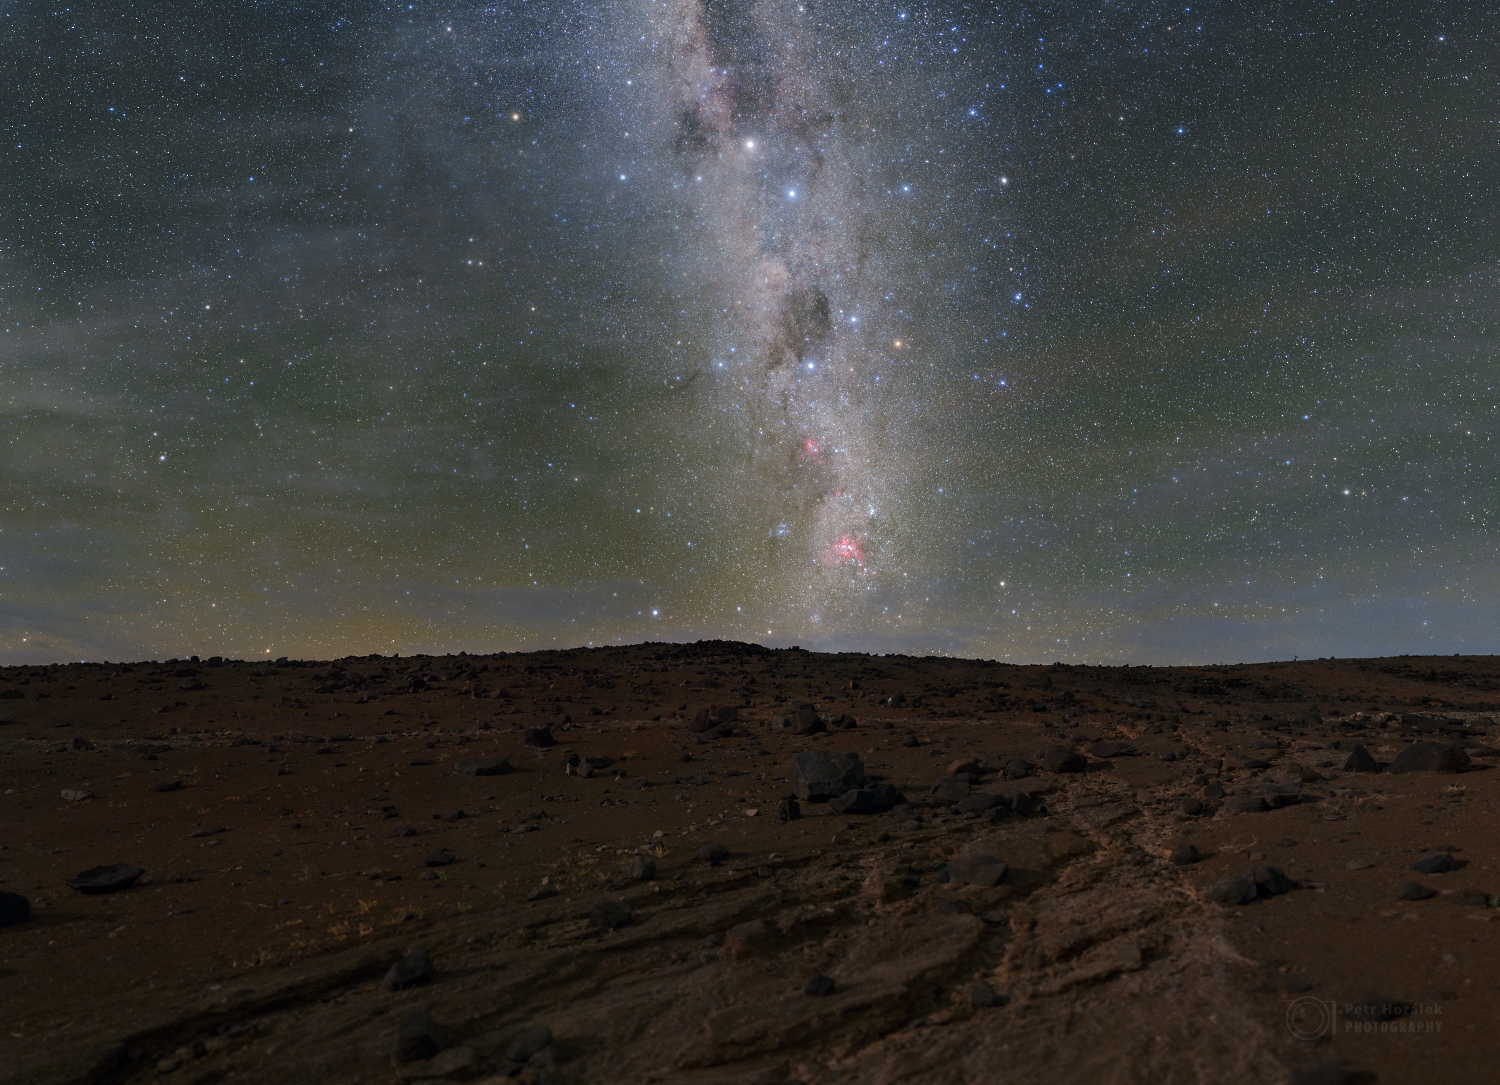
[{"left": 3, "top": 642, "right": 1500, "bottom": 1085}]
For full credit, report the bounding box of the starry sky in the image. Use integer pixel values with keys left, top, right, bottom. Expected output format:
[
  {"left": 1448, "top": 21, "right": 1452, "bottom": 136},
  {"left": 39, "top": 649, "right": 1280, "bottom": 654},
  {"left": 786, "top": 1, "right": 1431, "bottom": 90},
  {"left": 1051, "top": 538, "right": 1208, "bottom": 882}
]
[{"left": 3, "top": 0, "right": 1496, "bottom": 665}]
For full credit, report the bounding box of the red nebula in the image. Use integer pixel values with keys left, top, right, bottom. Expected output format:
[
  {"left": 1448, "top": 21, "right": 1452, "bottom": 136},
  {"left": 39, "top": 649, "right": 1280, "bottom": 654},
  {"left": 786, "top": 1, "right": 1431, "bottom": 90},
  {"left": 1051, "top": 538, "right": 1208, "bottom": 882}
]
[
  {"left": 801, "top": 437, "right": 824, "bottom": 464},
  {"left": 827, "top": 534, "right": 866, "bottom": 567}
]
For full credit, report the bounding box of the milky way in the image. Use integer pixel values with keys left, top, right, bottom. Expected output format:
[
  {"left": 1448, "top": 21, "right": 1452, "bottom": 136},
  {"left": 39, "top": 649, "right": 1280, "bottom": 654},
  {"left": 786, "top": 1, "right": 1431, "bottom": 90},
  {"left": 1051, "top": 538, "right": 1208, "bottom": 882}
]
[{"left": 2, "top": 2, "right": 1496, "bottom": 664}]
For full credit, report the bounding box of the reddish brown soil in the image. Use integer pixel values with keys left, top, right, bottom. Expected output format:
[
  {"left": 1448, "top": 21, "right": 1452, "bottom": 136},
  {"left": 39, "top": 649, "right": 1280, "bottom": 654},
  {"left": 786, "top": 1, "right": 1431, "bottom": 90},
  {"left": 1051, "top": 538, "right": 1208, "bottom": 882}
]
[{"left": 3, "top": 645, "right": 1499, "bottom": 1085}]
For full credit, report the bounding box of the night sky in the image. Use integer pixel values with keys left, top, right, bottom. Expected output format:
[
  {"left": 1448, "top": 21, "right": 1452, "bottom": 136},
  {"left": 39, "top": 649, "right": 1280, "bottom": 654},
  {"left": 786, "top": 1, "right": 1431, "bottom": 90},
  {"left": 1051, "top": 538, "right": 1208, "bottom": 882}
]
[{"left": 3, "top": 1, "right": 1496, "bottom": 665}]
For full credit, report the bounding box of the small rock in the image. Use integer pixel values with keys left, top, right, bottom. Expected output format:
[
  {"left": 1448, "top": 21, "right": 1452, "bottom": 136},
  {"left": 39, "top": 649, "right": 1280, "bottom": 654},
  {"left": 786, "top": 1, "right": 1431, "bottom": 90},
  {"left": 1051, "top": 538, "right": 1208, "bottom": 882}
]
[
  {"left": 947, "top": 853, "right": 1008, "bottom": 887},
  {"left": 0, "top": 890, "right": 31, "bottom": 928},
  {"left": 948, "top": 758, "right": 980, "bottom": 776},
  {"left": 526, "top": 885, "right": 557, "bottom": 901},
  {"left": 1397, "top": 882, "right": 1438, "bottom": 900},
  {"left": 589, "top": 899, "right": 631, "bottom": 930},
  {"left": 629, "top": 855, "right": 657, "bottom": 881},
  {"left": 955, "top": 793, "right": 1000, "bottom": 816},
  {"left": 1389, "top": 742, "right": 1469, "bottom": 774},
  {"left": 152, "top": 780, "right": 182, "bottom": 793},
  {"left": 1204, "top": 872, "right": 1258, "bottom": 905},
  {"left": 1090, "top": 741, "right": 1134, "bottom": 758},
  {"left": 424, "top": 851, "right": 457, "bottom": 867},
  {"left": 777, "top": 797, "right": 801, "bottom": 822},
  {"left": 391, "top": 822, "right": 417, "bottom": 837},
  {"left": 697, "top": 843, "right": 729, "bottom": 862},
  {"left": 1180, "top": 797, "right": 1205, "bottom": 816},
  {"left": 454, "top": 757, "right": 512, "bottom": 776},
  {"left": 66, "top": 863, "right": 144, "bottom": 895},
  {"left": 793, "top": 704, "right": 826, "bottom": 735},
  {"left": 803, "top": 974, "right": 836, "bottom": 996},
  {"left": 1170, "top": 844, "right": 1200, "bottom": 866},
  {"left": 383, "top": 947, "right": 437, "bottom": 991},
  {"left": 1411, "top": 853, "right": 1458, "bottom": 874},
  {"left": 60, "top": 789, "right": 90, "bottom": 802},
  {"left": 787, "top": 750, "right": 864, "bottom": 802},
  {"left": 1001, "top": 789, "right": 1037, "bottom": 817},
  {"left": 1201, "top": 782, "right": 1227, "bottom": 801},
  {"left": 1341, "top": 745, "right": 1380, "bottom": 773},
  {"left": 410, "top": 1045, "right": 478, "bottom": 1081},
  {"left": 505, "top": 1025, "right": 553, "bottom": 1063},
  {"left": 1222, "top": 794, "right": 1269, "bottom": 815},
  {"left": 969, "top": 983, "right": 1005, "bottom": 1008},
  {"left": 1042, "top": 745, "right": 1087, "bottom": 773},
  {"left": 394, "top": 1011, "right": 446, "bottom": 1062},
  {"left": 1449, "top": 888, "right": 1490, "bottom": 907},
  {"left": 1002, "top": 758, "right": 1035, "bottom": 779},
  {"left": 830, "top": 783, "right": 906, "bottom": 815},
  {"left": 722, "top": 918, "right": 776, "bottom": 962},
  {"left": 1345, "top": 859, "right": 1375, "bottom": 871},
  {"left": 1156, "top": 750, "right": 1177, "bottom": 762},
  {"left": 523, "top": 728, "right": 557, "bottom": 748}
]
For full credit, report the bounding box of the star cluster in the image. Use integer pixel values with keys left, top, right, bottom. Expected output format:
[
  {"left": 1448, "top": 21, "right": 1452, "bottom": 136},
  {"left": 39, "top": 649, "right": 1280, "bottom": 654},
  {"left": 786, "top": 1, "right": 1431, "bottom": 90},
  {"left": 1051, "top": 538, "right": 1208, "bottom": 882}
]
[{"left": 1, "top": 1, "right": 1495, "bottom": 663}]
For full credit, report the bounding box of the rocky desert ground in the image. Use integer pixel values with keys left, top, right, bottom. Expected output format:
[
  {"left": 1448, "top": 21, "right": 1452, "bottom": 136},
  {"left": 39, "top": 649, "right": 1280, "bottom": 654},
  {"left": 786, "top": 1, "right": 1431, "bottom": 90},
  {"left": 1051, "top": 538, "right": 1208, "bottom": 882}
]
[{"left": 4, "top": 642, "right": 1500, "bottom": 1085}]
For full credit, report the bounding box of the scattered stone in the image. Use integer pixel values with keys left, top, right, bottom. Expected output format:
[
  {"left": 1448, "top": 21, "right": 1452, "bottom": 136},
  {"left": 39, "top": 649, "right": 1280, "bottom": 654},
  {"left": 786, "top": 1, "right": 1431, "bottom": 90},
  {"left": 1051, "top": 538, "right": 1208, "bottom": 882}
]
[
  {"left": 948, "top": 758, "right": 980, "bottom": 776},
  {"left": 955, "top": 793, "right": 1001, "bottom": 816},
  {"left": 969, "top": 983, "right": 1005, "bottom": 1008},
  {"left": 1169, "top": 844, "right": 1200, "bottom": 866},
  {"left": 1201, "top": 782, "right": 1227, "bottom": 801},
  {"left": 526, "top": 886, "right": 557, "bottom": 901},
  {"left": 66, "top": 863, "right": 144, "bottom": 894},
  {"left": 405, "top": 1045, "right": 477, "bottom": 1081},
  {"left": 152, "top": 780, "right": 182, "bottom": 793},
  {"left": 829, "top": 713, "right": 858, "bottom": 729},
  {"left": 1180, "top": 798, "right": 1205, "bottom": 816},
  {"left": 1449, "top": 888, "right": 1490, "bottom": 907},
  {"left": 1205, "top": 865, "right": 1294, "bottom": 905},
  {"left": 1345, "top": 859, "right": 1375, "bottom": 871},
  {"left": 947, "top": 853, "right": 1008, "bottom": 887},
  {"left": 60, "top": 789, "right": 89, "bottom": 802},
  {"left": 1090, "top": 741, "right": 1134, "bottom": 758},
  {"left": 629, "top": 855, "right": 657, "bottom": 881},
  {"left": 1388, "top": 742, "right": 1469, "bottom": 774},
  {"left": 1411, "top": 853, "right": 1458, "bottom": 874},
  {"left": 188, "top": 827, "right": 225, "bottom": 838},
  {"left": 424, "top": 851, "right": 457, "bottom": 867},
  {"left": 1397, "top": 882, "right": 1438, "bottom": 901},
  {"left": 523, "top": 728, "right": 557, "bottom": 748},
  {"left": 777, "top": 797, "right": 801, "bottom": 822},
  {"left": 929, "top": 778, "right": 970, "bottom": 804},
  {"left": 1341, "top": 745, "right": 1380, "bottom": 773},
  {"left": 787, "top": 750, "right": 865, "bottom": 802},
  {"left": 391, "top": 822, "right": 417, "bottom": 838},
  {"left": 0, "top": 890, "right": 31, "bottom": 928},
  {"left": 722, "top": 918, "right": 776, "bottom": 962},
  {"left": 792, "top": 704, "right": 826, "bottom": 736},
  {"left": 1001, "top": 789, "right": 1037, "bottom": 817},
  {"left": 1222, "top": 794, "right": 1269, "bottom": 815},
  {"left": 697, "top": 843, "right": 729, "bottom": 862},
  {"left": 1042, "top": 745, "right": 1087, "bottom": 773},
  {"left": 383, "top": 948, "right": 437, "bottom": 991},
  {"left": 454, "top": 757, "right": 512, "bottom": 776},
  {"left": 506, "top": 1025, "right": 554, "bottom": 1063},
  {"left": 589, "top": 899, "right": 631, "bottom": 930},
  {"left": 1239, "top": 756, "right": 1272, "bottom": 770},
  {"left": 803, "top": 975, "right": 836, "bottom": 996},
  {"left": 1156, "top": 751, "right": 1177, "bottom": 762},
  {"left": 829, "top": 783, "right": 906, "bottom": 815},
  {"left": 394, "top": 1011, "right": 446, "bottom": 1062}
]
